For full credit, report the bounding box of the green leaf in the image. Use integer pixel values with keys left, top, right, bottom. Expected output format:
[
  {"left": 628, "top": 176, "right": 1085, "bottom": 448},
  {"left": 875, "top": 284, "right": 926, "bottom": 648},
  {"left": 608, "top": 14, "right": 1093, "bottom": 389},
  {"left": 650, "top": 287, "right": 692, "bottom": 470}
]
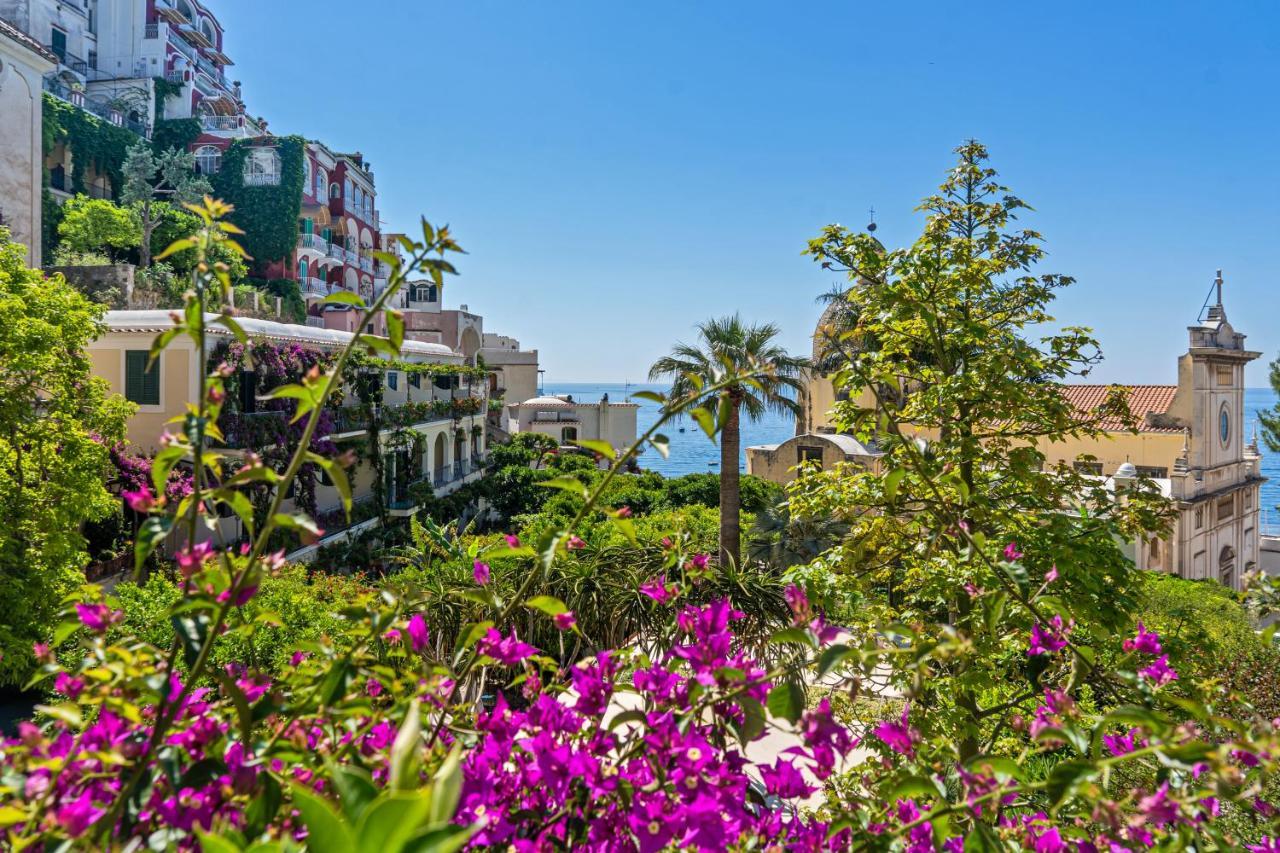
[
  {"left": 289, "top": 785, "right": 357, "bottom": 853},
  {"left": 817, "top": 644, "right": 855, "bottom": 677},
  {"left": 387, "top": 311, "right": 405, "bottom": 351},
  {"left": 307, "top": 452, "right": 352, "bottom": 514},
  {"left": 1043, "top": 759, "right": 1096, "bottom": 807},
  {"left": 766, "top": 682, "right": 804, "bottom": 724},
  {"left": 429, "top": 744, "right": 463, "bottom": 825},
  {"left": 327, "top": 763, "right": 377, "bottom": 823},
  {"left": 769, "top": 627, "right": 815, "bottom": 647},
  {"left": 631, "top": 390, "right": 665, "bottom": 404},
  {"left": 690, "top": 406, "right": 718, "bottom": 441},
  {"left": 570, "top": 438, "right": 615, "bottom": 459},
  {"left": 323, "top": 290, "right": 366, "bottom": 307},
  {"left": 650, "top": 434, "right": 670, "bottom": 459},
  {"left": 536, "top": 476, "right": 587, "bottom": 498},
  {"left": 241, "top": 772, "right": 282, "bottom": 839},
  {"left": 272, "top": 513, "right": 324, "bottom": 539},
  {"left": 150, "top": 444, "right": 187, "bottom": 496},
  {"left": 356, "top": 791, "right": 432, "bottom": 853},
  {"left": 606, "top": 709, "right": 648, "bottom": 731},
  {"left": 524, "top": 595, "right": 569, "bottom": 617},
  {"left": 171, "top": 612, "right": 210, "bottom": 670},
  {"left": 134, "top": 515, "right": 173, "bottom": 575},
  {"left": 401, "top": 825, "right": 477, "bottom": 853},
  {"left": 389, "top": 700, "right": 422, "bottom": 791},
  {"left": 885, "top": 774, "right": 943, "bottom": 802},
  {"left": 735, "top": 696, "right": 765, "bottom": 744},
  {"left": 359, "top": 334, "right": 399, "bottom": 358},
  {"left": 215, "top": 314, "right": 249, "bottom": 343},
  {"left": 197, "top": 832, "right": 243, "bottom": 853},
  {"left": 883, "top": 467, "right": 906, "bottom": 504}
]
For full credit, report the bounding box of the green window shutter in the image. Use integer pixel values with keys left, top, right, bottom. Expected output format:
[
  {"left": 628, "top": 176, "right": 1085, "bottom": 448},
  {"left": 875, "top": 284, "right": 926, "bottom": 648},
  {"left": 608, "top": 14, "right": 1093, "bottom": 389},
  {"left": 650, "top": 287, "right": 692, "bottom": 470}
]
[{"left": 126, "top": 350, "right": 160, "bottom": 405}]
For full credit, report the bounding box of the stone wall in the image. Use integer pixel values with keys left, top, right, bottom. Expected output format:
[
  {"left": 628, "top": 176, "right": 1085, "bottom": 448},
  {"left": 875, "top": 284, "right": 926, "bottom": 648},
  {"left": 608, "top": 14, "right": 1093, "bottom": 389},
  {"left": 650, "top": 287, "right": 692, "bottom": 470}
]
[{"left": 47, "top": 263, "right": 137, "bottom": 308}]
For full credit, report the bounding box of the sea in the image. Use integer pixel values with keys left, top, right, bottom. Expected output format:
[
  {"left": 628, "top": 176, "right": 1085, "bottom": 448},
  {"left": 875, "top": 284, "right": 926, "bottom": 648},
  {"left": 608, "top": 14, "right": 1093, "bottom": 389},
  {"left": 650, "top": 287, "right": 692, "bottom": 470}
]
[{"left": 548, "top": 383, "right": 1280, "bottom": 527}]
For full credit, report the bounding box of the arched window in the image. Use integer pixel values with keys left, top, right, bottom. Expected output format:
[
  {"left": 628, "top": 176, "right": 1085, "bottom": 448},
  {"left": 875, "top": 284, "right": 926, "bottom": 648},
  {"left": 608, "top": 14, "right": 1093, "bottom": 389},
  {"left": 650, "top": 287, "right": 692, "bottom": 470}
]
[
  {"left": 299, "top": 258, "right": 308, "bottom": 279},
  {"left": 194, "top": 145, "right": 221, "bottom": 175},
  {"left": 243, "top": 147, "right": 281, "bottom": 185},
  {"left": 329, "top": 182, "right": 341, "bottom": 199},
  {"left": 1220, "top": 546, "right": 1236, "bottom": 588},
  {"left": 200, "top": 18, "right": 215, "bottom": 45},
  {"left": 177, "top": 0, "right": 194, "bottom": 20},
  {"left": 314, "top": 168, "right": 326, "bottom": 202}
]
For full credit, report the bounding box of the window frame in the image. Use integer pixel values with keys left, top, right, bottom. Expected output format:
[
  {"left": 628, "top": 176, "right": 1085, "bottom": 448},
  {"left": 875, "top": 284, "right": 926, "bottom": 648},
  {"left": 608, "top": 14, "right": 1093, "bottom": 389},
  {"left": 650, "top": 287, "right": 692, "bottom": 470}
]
[{"left": 124, "top": 350, "right": 161, "bottom": 407}]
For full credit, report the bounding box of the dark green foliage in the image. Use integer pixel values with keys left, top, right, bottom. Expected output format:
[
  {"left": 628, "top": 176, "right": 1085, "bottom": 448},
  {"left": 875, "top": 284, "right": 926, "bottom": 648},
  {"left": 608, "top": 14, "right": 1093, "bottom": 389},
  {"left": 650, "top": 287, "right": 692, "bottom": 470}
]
[
  {"left": 212, "top": 136, "right": 306, "bottom": 266},
  {"left": 257, "top": 278, "right": 306, "bottom": 323},
  {"left": 150, "top": 118, "right": 202, "bottom": 153},
  {"left": 664, "top": 472, "right": 780, "bottom": 513},
  {"left": 41, "top": 187, "right": 64, "bottom": 263},
  {"left": 42, "top": 93, "right": 137, "bottom": 199}
]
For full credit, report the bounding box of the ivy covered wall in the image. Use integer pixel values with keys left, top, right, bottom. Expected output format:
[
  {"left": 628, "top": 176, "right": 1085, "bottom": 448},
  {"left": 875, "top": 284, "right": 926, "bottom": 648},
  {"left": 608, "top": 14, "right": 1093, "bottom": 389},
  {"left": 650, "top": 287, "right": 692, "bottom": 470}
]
[
  {"left": 151, "top": 118, "right": 202, "bottom": 154},
  {"left": 42, "top": 93, "right": 138, "bottom": 198},
  {"left": 212, "top": 136, "right": 306, "bottom": 268}
]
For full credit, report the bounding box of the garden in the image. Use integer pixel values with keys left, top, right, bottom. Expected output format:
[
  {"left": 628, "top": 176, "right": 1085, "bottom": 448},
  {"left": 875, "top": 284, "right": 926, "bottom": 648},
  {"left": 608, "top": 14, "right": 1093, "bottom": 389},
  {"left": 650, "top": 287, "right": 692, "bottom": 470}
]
[{"left": 1, "top": 144, "right": 1280, "bottom": 851}]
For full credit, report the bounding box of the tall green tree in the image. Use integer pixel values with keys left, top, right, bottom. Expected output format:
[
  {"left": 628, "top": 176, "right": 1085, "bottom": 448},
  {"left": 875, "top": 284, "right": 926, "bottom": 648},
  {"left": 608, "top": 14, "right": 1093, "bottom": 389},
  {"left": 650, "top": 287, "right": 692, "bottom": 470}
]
[
  {"left": 0, "top": 227, "right": 132, "bottom": 686},
  {"left": 649, "top": 316, "right": 806, "bottom": 567},
  {"left": 55, "top": 196, "right": 141, "bottom": 261},
  {"left": 792, "top": 141, "right": 1172, "bottom": 759},
  {"left": 120, "top": 142, "right": 211, "bottom": 268}
]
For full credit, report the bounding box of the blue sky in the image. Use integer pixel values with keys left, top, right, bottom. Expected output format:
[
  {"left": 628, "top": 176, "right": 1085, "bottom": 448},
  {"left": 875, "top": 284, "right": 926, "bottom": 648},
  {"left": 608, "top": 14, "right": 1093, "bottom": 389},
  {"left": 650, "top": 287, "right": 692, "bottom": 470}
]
[{"left": 215, "top": 0, "right": 1278, "bottom": 385}]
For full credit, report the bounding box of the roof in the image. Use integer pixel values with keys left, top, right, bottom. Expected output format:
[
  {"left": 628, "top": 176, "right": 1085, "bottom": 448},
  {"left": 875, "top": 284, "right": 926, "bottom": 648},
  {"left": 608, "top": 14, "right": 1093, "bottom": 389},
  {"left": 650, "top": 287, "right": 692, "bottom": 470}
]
[
  {"left": 518, "top": 396, "right": 573, "bottom": 407},
  {"left": 103, "top": 311, "right": 460, "bottom": 360},
  {"left": 0, "top": 17, "right": 57, "bottom": 63},
  {"left": 1058, "top": 385, "right": 1180, "bottom": 433}
]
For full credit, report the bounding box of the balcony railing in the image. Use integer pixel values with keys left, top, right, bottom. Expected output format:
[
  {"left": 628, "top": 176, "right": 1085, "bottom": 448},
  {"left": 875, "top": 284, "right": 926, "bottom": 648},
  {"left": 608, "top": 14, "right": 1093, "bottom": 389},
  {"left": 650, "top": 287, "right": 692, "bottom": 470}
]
[
  {"left": 344, "top": 248, "right": 359, "bottom": 264},
  {"left": 48, "top": 45, "right": 90, "bottom": 76},
  {"left": 298, "top": 233, "right": 327, "bottom": 252},
  {"left": 196, "top": 56, "right": 224, "bottom": 85},
  {"left": 244, "top": 172, "right": 281, "bottom": 186},
  {"left": 305, "top": 316, "right": 325, "bottom": 328},
  {"left": 202, "top": 115, "right": 241, "bottom": 131},
  {"left": 327, "top": 243, "right": 346, "bottom": 261},
  {"left": 358, "top": 256, "right": 374, "bottom": 273},
  {"left": 300, "top": 276, "right": 328, "bottom": 295},
  {"left": 43, "top": 77, "right": 149, "bottom": 138},
  {"left": 433, "top": 465, "right": 454, "bottom": 488}
]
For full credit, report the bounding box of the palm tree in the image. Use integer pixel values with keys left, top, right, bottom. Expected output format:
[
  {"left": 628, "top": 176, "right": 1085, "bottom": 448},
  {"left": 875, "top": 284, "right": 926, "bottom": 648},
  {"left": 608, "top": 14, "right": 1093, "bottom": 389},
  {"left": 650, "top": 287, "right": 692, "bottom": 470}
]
[{"left": 649, "top": 316, "right": 807, "bottom": 567}]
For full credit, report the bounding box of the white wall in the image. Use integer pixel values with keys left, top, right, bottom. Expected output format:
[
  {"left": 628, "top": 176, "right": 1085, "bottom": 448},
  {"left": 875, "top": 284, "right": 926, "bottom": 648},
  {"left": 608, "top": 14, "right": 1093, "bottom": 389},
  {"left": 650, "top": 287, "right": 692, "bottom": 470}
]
[{"left": 0, "top": 33, "right": 55, "bottom": 265}]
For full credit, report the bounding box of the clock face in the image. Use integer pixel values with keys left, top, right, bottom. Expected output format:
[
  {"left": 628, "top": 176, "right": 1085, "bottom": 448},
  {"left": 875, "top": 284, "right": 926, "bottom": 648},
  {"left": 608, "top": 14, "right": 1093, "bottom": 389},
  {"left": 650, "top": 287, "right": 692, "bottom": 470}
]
[{"left": 1220, "top": 405, "right": 1230, "bottom": 445}]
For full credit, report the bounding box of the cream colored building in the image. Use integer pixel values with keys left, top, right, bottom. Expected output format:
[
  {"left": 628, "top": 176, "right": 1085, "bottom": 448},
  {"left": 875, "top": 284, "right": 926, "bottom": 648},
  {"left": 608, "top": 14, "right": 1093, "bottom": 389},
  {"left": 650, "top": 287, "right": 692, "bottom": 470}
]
[
  {"left": 481, "top": 333, "right": 539, "bottom": 405},
  {"left": 748, "top": 279, "right": 1266, "bottom": 588},
  {"left": 89, "top": 311, "right": 488, "bottom": 553},
  {"left": 0, "top": 17, "right": 55, "bottom": 265},
  {"left": 505, "top": 394, "right": 638, "bottom": 452}
]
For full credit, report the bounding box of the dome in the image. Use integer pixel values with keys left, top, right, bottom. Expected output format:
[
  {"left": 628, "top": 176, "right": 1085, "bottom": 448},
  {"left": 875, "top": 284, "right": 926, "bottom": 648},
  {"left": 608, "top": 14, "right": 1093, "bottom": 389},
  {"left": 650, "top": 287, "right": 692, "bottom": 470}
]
[
  {"left": 1114, "top": 461, "right": 1138, "bottom": 479},
  {"left": 519, "top": 395, "right": 572, "bottom": 407}
]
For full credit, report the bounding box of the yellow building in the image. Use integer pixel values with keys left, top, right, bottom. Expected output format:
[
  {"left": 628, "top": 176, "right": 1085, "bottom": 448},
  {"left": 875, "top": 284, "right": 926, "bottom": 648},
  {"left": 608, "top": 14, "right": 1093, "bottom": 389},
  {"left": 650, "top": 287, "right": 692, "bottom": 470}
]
[
  {"left": 747, "top": 278, "right": 1266, "bottom": 588},
  {"left": 89, "top": 310, "right": 489, "bottom": 559}
]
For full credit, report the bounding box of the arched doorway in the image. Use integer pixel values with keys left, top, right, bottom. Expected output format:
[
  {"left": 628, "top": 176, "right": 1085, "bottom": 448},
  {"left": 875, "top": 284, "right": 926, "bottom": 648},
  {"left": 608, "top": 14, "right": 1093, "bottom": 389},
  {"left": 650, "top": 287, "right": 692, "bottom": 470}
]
[
  {"left": 1219, "top": 546, "right": 1236, "bottom": 588},
  {"left": 433, "top": 433, "right": 447, "bottom": 484},
  {"left": 561, "top": 426, "right": 578, "bottom": 443},
  {"left": 460, "top": 327, "right": 481, "bottom": 366}
]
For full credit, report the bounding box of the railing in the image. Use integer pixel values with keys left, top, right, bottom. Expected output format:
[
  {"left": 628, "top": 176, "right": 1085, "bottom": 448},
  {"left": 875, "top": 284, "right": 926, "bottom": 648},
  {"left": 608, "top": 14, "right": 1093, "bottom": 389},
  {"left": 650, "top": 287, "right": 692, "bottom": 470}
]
[
  {"left": 244, "top": 172, "right": 281, "bottom": 186},
  {"left": 358, "top": 256, "right": 374, "bottom": 273},
  {"left": 145, "top": 23, "right": 162, "bottom": 39},
  {"left": 300, "top": 276, "right": 328, "bottom": 295},
  {"left": 43, "top": 76, "right": 149, "bottom": 138},
  {"left": 345, "top": 248, "right": 359, "bottom": 264},
  {"left": 164, "top": 69, "right": 186, "bottom": 85},
  {"left": 196, "top": 55, "right": 224, "bottom": 83},
  {"left": 456, "top": 459, "right": 472, "bottom": 478},
  {"left": 533, "top": 412, "right": 579, "bottom": 422},
  {"left": 47, "top": 45, "right": 89, "bottom": 76},
  {"left": 305, "top": 316, "right": 325, "bottom": 328},
  {"left": 433, "top": 465, "right": 454, "bottom": 488},
  {"left": 327, "top": 243, "right": 346, "bottom": 260},
  {"left": 298, "top": 233, "right": 327, "bottom": 252},
  {"left": 202, "top": 115, "right": 241, "bottom": 131}
]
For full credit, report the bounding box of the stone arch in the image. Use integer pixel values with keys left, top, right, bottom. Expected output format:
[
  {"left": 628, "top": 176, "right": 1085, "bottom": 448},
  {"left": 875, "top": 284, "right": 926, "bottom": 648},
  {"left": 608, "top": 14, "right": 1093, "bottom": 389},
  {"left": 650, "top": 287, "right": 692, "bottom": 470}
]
[
  {"left": 433, "top": 433, "right": 446, "bottom": 474},
  {"left": 1219, "top": 545, "right": 1236, "bottom": 588},
  {"left": 459, "top": 326, "right": 481, "bottom": 366},
  {"left": 343, "top": 266, "right": 359, "bottom": 292}
]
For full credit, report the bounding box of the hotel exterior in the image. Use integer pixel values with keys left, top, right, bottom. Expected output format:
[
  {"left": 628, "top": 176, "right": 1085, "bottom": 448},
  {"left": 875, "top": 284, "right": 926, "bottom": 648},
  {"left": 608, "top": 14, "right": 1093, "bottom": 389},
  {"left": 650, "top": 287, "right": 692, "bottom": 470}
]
[
  {"left": 747, "top": 279, "right": 1267, "bottom": 588},
  {"left": 88, "top": 311, "right": 489, "bottom": 556}
]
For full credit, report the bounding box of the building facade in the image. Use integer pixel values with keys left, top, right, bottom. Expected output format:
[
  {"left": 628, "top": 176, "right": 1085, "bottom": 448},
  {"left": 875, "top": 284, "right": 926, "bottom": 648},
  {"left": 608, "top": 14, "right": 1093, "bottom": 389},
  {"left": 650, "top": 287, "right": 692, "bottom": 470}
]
[
  {"left": 480, "top": 333, "right": 539, "bottom": 405},
  {"left": 0, "top": 17, "right": 55, "bottom": 265},
  {"left": 505, "top": 394, "right": 638, "bottom": 451},
  {"left": 88, "top": 310, "right": 489, "bottom": 553},
  {"left": 747, "top": 277, "right": 1266, "bottom": 588}
]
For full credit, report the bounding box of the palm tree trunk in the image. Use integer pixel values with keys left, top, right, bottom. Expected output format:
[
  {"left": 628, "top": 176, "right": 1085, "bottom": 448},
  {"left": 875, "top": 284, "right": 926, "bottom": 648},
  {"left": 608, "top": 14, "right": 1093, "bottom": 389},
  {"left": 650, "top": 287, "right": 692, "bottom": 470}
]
[{"left": 720, "top": 396, "right": 741, "bottom": 567}]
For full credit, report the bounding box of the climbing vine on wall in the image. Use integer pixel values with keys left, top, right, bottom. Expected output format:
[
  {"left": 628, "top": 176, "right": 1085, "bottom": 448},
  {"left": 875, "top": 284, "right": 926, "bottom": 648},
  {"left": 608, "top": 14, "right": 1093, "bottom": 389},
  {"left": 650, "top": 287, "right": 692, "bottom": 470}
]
[
  {"left": 211, "top": 135, "right": 306, "bottom": 267},
  {"left": 41, "top": 93, "right": 137, "bottom": 198},
  {"left": 150, "top": 78, "right": 186, "bottom": 122},
  {"left": 151, "top": 117, "right": 201, "bottom": 153}
]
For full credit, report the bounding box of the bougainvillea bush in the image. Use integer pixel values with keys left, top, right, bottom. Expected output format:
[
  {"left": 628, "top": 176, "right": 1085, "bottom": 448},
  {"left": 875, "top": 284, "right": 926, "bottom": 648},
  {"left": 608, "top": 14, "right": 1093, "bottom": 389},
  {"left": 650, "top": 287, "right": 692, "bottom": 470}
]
[{"left": 3, "top": 182, "right": 1280, "bottom": 852}]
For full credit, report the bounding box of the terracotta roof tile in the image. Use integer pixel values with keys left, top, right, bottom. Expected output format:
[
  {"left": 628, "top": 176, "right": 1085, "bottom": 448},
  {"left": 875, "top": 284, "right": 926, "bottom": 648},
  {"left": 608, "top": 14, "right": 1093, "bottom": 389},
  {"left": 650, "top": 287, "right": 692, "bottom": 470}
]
[{"left": 1058, "top": 385, "right": 1180, "bottom": 433}]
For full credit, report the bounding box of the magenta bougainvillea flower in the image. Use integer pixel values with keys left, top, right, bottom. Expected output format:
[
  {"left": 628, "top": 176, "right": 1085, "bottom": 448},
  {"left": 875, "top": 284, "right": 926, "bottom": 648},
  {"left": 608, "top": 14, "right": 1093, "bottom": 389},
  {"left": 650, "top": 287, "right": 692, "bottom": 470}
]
[
  {"left": 1123, "top": 621, "right": 1163, "bottom": 656},
  {"left": 476, "top": 628, "right": 537, "bottom": 666},
  {"left": 472, "top": 560, "right": 491, "bottom": 585},
  {"left": 1140, "top": 655, "right": 1179, "bottom": 686},
  {"left": 874, "top": 704, "right": 920, "bottom": 758},
  {"left": 75, "top": 603, "right": 122, "bottom": 633},
  {"left": 1027, "top": 615, "right": 1071, "bottom": 656},
  {"left": 640, "top": 574, "right": 677, "bottom": 605},
  {"left": 407, "top": 614, "right": 430, "bottom": 653}
]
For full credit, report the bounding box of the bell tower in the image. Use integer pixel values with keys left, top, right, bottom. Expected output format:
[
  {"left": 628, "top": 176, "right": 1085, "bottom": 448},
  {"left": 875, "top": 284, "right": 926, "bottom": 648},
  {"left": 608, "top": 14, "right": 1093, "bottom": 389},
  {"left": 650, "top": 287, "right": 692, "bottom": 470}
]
[{"left": 1169, "top": 270, "right": 1264, "bottom": 587}]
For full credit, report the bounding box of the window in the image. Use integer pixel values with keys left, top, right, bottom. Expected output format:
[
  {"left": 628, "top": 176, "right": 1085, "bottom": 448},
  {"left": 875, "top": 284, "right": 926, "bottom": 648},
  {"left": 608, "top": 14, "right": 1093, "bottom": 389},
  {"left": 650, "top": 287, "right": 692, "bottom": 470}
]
[
  {"left": 50, "top": 27, "right": 67, "bottom": 62},
  {"left": 243, "top": 148, "right": 281, "bottom": 185},
  {"left": 1245, "top": 489, "right": 1253, "bottom": 509},
  {"left": 1134, "top": 466, "right": 1168, "bottom": 479},
  {"left": 299, "top": 258, "right": 308, "bottom": 279},
  {"left": 330, "top": 182, "right": 341, "bottom": 199},
  {"left": 1217, "top": 496, "right": 1233, "bottom": 522},
  {"left": 1073, "top": 460, "right": 1103, "bottom": 475},
  {"left": 1219, "top": 404, "right": 1231, "bottom": 446},
  {"left": 1195, "top": 506, "right": 1204, "bottom": 529},
  {"left": 387, "top": 372, "right": 398, "bottom": 390},
  {"left": 193, "top": 143, "right": 221, "bottom": 175},
  {"left": 125, "top": 351, "right": 160, "bottom": 405},
  {"left": 561, "top": 426, "right": 578, "bottom": 443},
  {"left": 314, "top": 170, "right": 325, "bottom": 201},
  {"left": 345, "top": 178, "right": 354, "bottom": 201},
  {"left": 798, "top": 446, "right": 824, "bottom": 467},
  {"left": 239, "top": 371, "right": 257, "bottom": 414},
  {"left": 408, "top": 372, "right": 420, "bottom": 389}
]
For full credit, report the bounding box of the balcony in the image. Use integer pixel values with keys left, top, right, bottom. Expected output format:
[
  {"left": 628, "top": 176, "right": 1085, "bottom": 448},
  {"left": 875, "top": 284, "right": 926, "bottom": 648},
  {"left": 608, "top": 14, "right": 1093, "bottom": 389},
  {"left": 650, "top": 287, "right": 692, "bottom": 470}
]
[
  {"left": 202, "top": 115, "right": 241, "bottom": 131},
  {"left": 164, "top": 69, "right": 187, "bottom": 85},
  {"left": 155, "top": 0, "right": 190, "bottom": 24},
  {"left": 195, "top": 55, "right": 225, "bottom": 86},
  {"left": 298, "top": 233, "right": 327, "bottom": 253},
  {"left": 244, "top": 172, "right": 281, "bottom": 187},
  {"left": 358, "top": 256, "right": 374, "bottom": 273},
  {"left": 47, "top": 45, "right": 90, "bottom": 77},
  {"left": 327, "top": 243, "right": 346, "bottom": 261},
  {"left": 433, "top": 464, "right": 454, "bottom": 489},
  {"left": 344, "top": 248, "right": 359, "bottom": 265},
  {"left": 43, "top": 77, "right": 150, "bottom": 138},
  {"left": 300, "top": 276, "right": 328, "bottom": 296}
]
